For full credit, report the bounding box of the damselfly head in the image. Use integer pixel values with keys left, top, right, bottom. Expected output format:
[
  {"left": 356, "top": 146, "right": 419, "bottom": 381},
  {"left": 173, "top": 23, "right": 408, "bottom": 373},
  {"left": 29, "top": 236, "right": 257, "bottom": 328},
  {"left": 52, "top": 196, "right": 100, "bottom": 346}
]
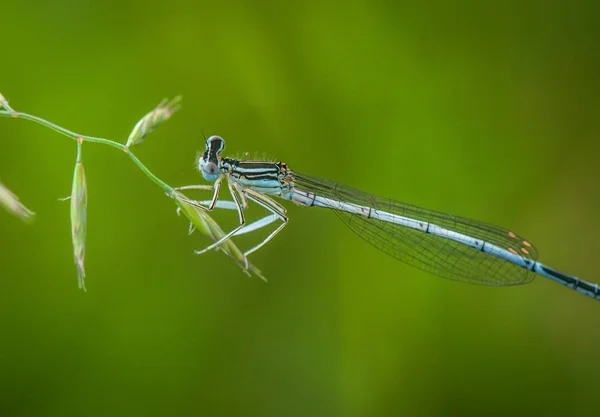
[{"left": 199, "top": 135, "right": 226, "bottom": 182}]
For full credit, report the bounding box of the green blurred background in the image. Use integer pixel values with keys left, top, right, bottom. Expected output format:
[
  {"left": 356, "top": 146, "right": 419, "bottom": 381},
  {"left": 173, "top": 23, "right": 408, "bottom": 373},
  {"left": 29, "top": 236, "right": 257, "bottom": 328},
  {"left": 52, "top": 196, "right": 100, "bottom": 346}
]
[{"left": 1, "top": 1, "right": 599, "bottom": 416}]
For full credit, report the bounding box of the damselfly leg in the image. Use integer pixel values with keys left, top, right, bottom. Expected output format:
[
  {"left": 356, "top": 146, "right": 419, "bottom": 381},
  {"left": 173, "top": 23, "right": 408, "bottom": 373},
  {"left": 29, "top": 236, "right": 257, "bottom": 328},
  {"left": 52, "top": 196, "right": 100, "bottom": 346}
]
[
  {"left": 194, "top": 183, "right": 247, "bottom": 257},
  {"left": 192, "top": 189, "right": 287, "bottom": 258},
  {"left": 240, "top": 189, "right": 288, "bottom": 257},
  {"left": 174, "top": 179, "right": 223, "bottom": 210},
  {"left": 196, "top": 200, "right": 279, "bottom": 236}
]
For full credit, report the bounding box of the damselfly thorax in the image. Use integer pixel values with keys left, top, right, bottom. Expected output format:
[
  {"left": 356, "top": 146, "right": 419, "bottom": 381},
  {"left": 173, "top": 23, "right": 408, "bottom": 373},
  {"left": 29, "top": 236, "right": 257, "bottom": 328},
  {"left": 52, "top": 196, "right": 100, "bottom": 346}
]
[{"left": 221, "top": 158, "right": 294, "bottom": 198}]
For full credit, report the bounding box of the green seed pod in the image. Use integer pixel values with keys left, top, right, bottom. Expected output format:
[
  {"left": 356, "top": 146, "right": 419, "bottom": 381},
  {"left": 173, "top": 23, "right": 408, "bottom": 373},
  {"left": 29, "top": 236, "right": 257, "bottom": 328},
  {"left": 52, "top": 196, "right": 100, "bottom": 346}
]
[{"left": 70, "top": 142, "right": 88, "bottom": 290}]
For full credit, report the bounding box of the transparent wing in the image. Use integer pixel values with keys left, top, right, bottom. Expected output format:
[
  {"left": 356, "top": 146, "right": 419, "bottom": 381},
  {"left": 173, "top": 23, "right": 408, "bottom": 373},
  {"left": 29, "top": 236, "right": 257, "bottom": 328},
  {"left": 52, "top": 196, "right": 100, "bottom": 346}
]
[{"left": 292, "top": 172, "right": 538, "bottom": 286}]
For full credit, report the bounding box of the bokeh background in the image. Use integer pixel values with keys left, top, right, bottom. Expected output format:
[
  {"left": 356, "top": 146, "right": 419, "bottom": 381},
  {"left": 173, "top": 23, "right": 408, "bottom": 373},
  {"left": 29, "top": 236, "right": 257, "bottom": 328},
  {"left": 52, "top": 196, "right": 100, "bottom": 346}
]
[{"left": 1, "top": 1, "right": 599, "bottom": 416}]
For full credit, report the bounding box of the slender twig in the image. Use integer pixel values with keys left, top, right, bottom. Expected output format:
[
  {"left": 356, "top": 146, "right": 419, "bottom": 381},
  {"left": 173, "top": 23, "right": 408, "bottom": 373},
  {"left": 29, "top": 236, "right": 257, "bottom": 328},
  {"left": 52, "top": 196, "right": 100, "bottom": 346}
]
[{"left": 0, "top": 108, "right": 173, "bottom": 194}]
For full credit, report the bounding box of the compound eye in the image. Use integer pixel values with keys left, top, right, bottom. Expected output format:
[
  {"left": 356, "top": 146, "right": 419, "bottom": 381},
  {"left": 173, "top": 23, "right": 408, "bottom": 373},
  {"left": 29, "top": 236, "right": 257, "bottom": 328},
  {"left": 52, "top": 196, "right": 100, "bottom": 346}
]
[
  {"left": 206, "top": 135, "right": 225, "bottom": 154},
  {"left": 203, "top": 162, "right": 218, "bottom": 176}
]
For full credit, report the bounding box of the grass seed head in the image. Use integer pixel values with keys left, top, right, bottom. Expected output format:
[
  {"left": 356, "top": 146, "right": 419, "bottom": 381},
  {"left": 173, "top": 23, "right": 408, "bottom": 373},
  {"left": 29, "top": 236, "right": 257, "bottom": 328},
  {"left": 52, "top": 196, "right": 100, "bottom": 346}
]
[
  {"left": 70, "top": 148, "right": 88, "bottom": 291},
  {"left": 0, "top": 180, "right": 35, "bottom": 222},
  {"left": 126, "top": 96, "right": 182, "bottom": 148},
  {"left": 172, "top": 192, "right": 267, "bottom": 282}
]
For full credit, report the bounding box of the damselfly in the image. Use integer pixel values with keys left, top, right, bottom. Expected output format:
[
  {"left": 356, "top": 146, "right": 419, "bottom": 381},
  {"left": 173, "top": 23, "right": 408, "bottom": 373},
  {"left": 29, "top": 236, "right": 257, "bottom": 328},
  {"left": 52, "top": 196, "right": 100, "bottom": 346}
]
[{"left": 176, "top": 136, "right": 599, "bottom": 301}]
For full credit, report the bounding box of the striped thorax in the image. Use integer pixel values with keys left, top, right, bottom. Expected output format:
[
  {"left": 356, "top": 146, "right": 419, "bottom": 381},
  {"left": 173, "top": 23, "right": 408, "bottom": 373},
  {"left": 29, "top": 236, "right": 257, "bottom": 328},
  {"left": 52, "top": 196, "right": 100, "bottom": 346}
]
[{"left": 199, "top": 135, "right": 293, "bottom": 196}]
